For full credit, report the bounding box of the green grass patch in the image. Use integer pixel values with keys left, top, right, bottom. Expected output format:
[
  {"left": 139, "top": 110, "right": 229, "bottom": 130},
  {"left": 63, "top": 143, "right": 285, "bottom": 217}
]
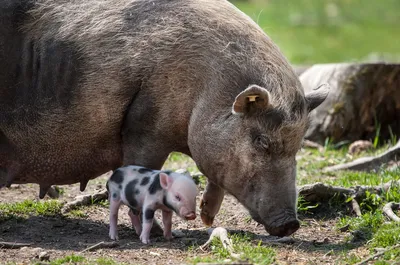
[
  {"left": 39, "top": 255, "right": 127, "bottom": 265},
  {"left": 231, "top": 0, "right": 400, "bottom": 64},
  {"left": 189, "top": 233, "right": 275, "bottom": 264},
  {"left": 0, "top": 199, "right": 62, "bottom": 221}
]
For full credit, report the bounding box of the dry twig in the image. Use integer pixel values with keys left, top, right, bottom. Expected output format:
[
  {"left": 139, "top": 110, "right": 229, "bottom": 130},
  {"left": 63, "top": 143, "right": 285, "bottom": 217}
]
[
  {"left": 61, "top": 189, "right": 108, "bottom": 214},
  {"left": 200, "top": 227, "right": 241, "bottom": 259},
  {"left": 354, "top": 244, "right": 400, "bottom": 265},
  {"left": 383, "top": 202, "right": 400, "bottom": 222},
  {"left": 0, "top": 241, "right": 32, "bottom": 249},
  {"left": 80, "top": 241, "right": 119, "bottom": 253}
]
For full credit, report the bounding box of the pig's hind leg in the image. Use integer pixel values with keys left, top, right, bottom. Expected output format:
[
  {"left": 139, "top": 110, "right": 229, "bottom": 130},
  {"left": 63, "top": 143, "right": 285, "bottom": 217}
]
[
  {"left": 109, "top": 192, "right": 121, "bottom": 240},
  {"left": 128, "top": 208, "right": 142, "bottom": 236},
  {"left": 162, "top": 210, "right": 173, "bottom": 240}
]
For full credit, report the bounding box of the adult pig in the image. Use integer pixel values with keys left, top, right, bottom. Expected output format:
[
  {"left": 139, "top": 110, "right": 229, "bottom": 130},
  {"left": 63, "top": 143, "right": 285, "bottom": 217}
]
[{"left": 0, "top": 0, "right": 329, "bottom": 236}]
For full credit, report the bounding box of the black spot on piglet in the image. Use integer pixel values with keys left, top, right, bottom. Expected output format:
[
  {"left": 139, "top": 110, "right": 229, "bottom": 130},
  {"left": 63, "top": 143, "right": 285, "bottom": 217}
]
[
  {"left": 110, "top": 169, "right": 124, "bottom": 184},
  {"left": 148, "top": 174, "right": 162, "bottom": 194},
  {"left": 144, "top": 208, "right": 155, "bottom": 221},
  {"left": 138, "top": 167, "right": 153, "bottom": 174},
  {"left": 140, "top": 176, "right": 150, "bottom": 186},
  {"left": 125, "top": 179, "right": 139, "bottom": 208}
]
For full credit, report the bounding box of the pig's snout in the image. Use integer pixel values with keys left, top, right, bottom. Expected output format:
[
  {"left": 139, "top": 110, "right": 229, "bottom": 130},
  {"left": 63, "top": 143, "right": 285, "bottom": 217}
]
[
  {"left": 184, "top": 212, "right": 196, "bottom": 220},
  {"left": 251, "top": 210, "right": 300, "bottom": 237},
  {"left": 266, "top": 219, "right": 299, "bottom": 237}
]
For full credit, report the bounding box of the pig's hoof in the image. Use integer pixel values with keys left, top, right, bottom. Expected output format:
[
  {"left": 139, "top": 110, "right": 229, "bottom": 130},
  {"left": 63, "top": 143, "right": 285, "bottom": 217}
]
[
  {"left": 200, "top": 212, "right": 215, "bottom": 227},
  {"left": 109, "top": 232, "right": 119, "bottom": 241},
  {"left": 140, "top": 235, "right": 151, "bottom": 244},
  {"left": 164, "top": 233, "right": 174, "bottom": 241}
]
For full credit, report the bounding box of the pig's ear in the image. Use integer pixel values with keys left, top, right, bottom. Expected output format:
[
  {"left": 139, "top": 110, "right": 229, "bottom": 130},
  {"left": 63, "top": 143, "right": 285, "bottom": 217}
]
[
  {"left": 160, "top": 173, "right": 174, "bottom": 190},
  {"left": 232, "top": 85, "right": 272, "bottom": 115},
  {"left": 305, "top": 83, "right": 330, "bottom": 112}
]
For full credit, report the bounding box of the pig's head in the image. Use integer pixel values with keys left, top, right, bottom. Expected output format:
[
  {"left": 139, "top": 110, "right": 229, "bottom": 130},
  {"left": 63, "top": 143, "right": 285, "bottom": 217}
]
[
  {"left": 189, "top": 82, "right": 329, "bottom": 237},
  {"left": 160, "top": 172, "right": 198, "bottom": 220}
]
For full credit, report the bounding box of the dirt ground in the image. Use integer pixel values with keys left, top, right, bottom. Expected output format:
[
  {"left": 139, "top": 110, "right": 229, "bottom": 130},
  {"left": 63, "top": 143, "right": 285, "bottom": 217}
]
[{"left": 0, "top": 172, "right": 368, "bottom": 265}]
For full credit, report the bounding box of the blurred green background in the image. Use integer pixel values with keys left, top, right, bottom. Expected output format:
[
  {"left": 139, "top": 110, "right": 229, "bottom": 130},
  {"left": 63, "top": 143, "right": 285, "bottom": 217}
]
[{"left": 230, "top": 0, "right": 400, "bottom": 64}]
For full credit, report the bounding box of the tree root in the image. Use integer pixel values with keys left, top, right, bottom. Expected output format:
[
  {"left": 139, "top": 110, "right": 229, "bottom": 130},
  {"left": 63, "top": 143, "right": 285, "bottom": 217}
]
[
  {"left": 351, "top": 198, "right": 362, "bottom": 217},
  {"left": 298, "top": 181, "right": 400, "bottom": 219},
  {"left": 80, "top": 241, "right": 119, "bottom": 253},
  {"left": 383, "top": 202, "right": 400, "bottom": 222},
  {"left": 298, "top": 180, "right": 400, "bottom": 204},
  {"left": 354, "top": 244, "right": 400, "bottom": 265},
  {"left": 0, "top": 242, "right": 32, "bottom": 249},
  {"left": 61, "top": 189, "right": 108, "bottom": 214},
  {"left": 324, "top": 140, "right": 400, "bottom": 172},
  {"left": 200, "top": 227, "right": 241, "bottom": 259}
]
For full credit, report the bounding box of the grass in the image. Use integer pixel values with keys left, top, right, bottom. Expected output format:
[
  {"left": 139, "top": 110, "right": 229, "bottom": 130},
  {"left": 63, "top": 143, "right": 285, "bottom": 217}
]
[
  {"left": 231, "top": 0, "right": 400, "bottom": 64},
  {"left": 189, "top": 233, "right": 276, "bottom": 265},
  {"left": 0, "top": 199, "right": 62, "bottom": 221},
  {"left": 33, "top": 255, "right": 127, "bottom": 265}
]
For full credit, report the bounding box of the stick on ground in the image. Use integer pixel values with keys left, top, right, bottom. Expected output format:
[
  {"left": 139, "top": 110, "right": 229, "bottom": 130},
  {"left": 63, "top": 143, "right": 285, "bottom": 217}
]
[
  {"left": 0, "top": 242, "right": 32, "bottom": 249},
  {"left": 355, "top": 244, "right": 400, "bottom": 265},
  {"left": 80, "top": 241, "right": 119, "bottom": 253},
  {"left": 61, "top": 189, "right": 108, "bottom": 214},
  {"left": 383, "top": 202, "right": 400, "bottom": 222}
]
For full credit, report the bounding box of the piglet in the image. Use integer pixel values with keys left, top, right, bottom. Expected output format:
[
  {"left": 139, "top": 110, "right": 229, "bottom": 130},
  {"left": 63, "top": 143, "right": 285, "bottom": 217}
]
[{"left": 106, "top": 165, "right": 198, "bottom": 244}]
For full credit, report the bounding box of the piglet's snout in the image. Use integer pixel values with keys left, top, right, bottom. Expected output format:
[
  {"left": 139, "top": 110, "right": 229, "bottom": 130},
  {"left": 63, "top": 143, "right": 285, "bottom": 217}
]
[{"left": 185, "top": 212, "right": 196, "bottom": 220}]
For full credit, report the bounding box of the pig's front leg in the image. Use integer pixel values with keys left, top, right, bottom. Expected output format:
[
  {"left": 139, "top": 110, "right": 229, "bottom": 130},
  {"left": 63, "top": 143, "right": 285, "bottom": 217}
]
[
  {"left": 128, "top": 208, "right": 142, "bottom": 236},
  {"left": 140, "top": 207, "right": 156, "bottom": 244},
  {"left": 200, "top": 181, "right": 225, "bottom": 226},
  {"left": 109, "top": 197, "right": 121, "bottom": 240},
  {"left": 162, "top": 210, "right": 173, "bottom": 240}
]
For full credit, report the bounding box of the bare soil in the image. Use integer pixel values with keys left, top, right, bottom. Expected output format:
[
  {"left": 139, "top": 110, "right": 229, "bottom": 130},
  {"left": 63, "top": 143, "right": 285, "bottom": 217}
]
[{"left": 0, "top": 172, "right": 367, "bottom": 265}]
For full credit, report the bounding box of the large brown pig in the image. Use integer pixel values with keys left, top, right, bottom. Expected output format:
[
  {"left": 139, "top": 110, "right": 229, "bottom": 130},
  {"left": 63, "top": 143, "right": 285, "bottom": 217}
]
[{"left": 0, "top": 0, "right": 329, "bottom": 236}]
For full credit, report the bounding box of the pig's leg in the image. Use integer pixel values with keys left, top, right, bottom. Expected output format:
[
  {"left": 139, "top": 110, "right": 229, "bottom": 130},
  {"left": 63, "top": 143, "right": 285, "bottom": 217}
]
[
  {"left": 162, "top": 210, "right": 173, "bottom": 240},
  {"left": 109, "top": 197, "right": 121, "bottom": 240},
  {"left": 128, "top": 208, "right": 142, "bottom": 235},
  {"left": 140, "top": 206, "right": 156, "bottom": 244},
  {"left": 200, "top": 181, "right": 225, "bottom": 226}
]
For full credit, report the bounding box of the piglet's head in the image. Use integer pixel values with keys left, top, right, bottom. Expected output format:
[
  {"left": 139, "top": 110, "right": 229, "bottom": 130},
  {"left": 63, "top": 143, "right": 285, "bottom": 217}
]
[{"left": 160, "top": 172, "right": 198, "bottom": 220}]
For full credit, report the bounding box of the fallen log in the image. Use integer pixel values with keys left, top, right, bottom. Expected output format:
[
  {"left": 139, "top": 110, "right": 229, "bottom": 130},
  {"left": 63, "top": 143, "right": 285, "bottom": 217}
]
[{"left": 300, "top": 63, "right": 400, "bottom": 145}]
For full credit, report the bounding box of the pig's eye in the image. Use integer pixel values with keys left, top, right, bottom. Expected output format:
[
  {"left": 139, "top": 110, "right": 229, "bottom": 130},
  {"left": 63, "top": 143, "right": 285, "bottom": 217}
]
[
  {"left": 175, "top": 195, "right": 181, "bottom": 201},
  {"left": 254, "top": 135, "right": 269, "bottom": 150}
]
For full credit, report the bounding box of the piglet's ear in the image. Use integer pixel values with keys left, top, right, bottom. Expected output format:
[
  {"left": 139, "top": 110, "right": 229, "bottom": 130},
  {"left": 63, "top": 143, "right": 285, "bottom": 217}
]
[
  {"left": 160, "top": 173, "right": 174, "bottom": 190},
  {"left": 232, "top": 85, "right": 272, "bottom": 115}
]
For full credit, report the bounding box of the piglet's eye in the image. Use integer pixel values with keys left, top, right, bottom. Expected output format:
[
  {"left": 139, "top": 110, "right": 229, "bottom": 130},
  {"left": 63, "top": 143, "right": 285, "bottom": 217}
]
[{"left": 175, "top": 195, "right": 181, "bottom": 201}]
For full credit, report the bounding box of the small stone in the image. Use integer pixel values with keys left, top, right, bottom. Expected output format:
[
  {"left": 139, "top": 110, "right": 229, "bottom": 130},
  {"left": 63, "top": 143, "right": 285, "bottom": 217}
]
[
  {"left": 39, "top": 251, "right": 50, "bottom": 261},
  {"left": 20, "top": 246, "right": 29, "bottom": 252}
]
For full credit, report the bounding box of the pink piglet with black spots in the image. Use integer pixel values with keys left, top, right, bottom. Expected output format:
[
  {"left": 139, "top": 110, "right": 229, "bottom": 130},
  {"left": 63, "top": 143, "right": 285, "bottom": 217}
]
[{"left": 106, "top": 165, "right": 198, "bottom": 244}]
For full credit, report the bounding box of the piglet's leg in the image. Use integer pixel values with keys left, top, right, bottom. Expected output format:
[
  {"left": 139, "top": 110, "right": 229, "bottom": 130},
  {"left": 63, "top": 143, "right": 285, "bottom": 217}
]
[
  {"left": 162, "top": 210, "right": 173, "bottom": 240},
  {"left": 128, "top": 208, "right": 142, "bottom": 236},
  {"left": 140, "top": 207, "right": 155, "bottom": 244},
  {"left": 109, "top": 197, "right": 121, "bottom": 240},
  {"left": 200, "top": 181, "right": 225, "bottom": 226}
]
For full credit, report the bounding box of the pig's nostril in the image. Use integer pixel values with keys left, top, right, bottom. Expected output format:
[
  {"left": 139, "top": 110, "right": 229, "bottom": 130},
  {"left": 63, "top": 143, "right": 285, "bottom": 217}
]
[
  {"left": 267, "top": 219, "right": 300, "bottom": 237},
  {"left": 185, "top": 212, "right": 196, "bottom": 220}
]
